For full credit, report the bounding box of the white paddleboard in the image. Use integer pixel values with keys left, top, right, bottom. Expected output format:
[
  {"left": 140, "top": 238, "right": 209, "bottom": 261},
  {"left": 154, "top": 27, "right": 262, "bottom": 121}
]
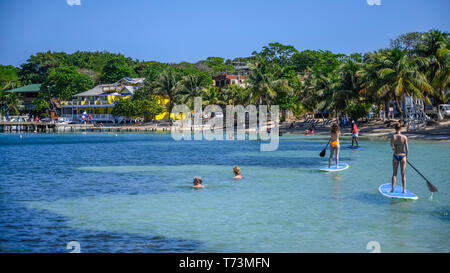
[
  {"left": 320, "top": 163, "right": 349, "bottom": 172},
  {"left": 378, "top": 183, "right": 418, "bottom": 200}
]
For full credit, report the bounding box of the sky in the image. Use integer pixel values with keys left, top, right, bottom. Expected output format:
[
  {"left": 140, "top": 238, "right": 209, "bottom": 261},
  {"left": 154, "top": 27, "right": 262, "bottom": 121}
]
[{"left": 0, "top": 0, "right": 449, "bottom": 67}]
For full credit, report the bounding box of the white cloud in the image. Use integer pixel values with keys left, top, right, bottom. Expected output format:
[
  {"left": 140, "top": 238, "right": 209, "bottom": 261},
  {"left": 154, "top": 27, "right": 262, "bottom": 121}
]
[{"left": 66, "top": 0, "right": 81, "bottom": 6}]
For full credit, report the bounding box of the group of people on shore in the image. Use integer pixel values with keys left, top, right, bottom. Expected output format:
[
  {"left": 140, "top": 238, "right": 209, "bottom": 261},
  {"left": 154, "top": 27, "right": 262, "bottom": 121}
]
[{"left": 327, "top": 121, "right": 408, "bottom": 193}]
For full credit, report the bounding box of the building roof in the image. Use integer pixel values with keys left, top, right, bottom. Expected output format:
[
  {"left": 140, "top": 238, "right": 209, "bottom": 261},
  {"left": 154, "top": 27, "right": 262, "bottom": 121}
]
[
  {"left": 5, "top": 84, "right": 42, "bottom": 93},
  {"left": 73, "top": 77, "right": 145, "bottom": 97},
  {"left": 115, "top": 77, "right": 145, "bottom": 85},
  {"left": 73, "top": 84, "right": 116, "bottom": 97}
]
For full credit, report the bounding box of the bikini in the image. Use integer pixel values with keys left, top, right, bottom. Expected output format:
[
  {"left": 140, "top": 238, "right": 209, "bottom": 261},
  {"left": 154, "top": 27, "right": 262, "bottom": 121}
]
[
  {"left": 393, "top": 154, "right": 406, "bottom": 161},
  {"left": 331, "top": 136, "right": 340, "bottom": 148}
]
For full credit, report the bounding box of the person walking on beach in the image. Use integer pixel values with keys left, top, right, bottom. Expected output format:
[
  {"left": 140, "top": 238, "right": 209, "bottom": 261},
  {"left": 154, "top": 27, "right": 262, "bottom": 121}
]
[
  {"left": 390, "top": 122, "right": 409, "bottom": 193},
  {"left": 351, "top": 120, "right": 359, "bottom": 147},
  {"left": 329, "top": 124, "right": 341, "bottom": 168},
  {"left": 233, "top": 166, "right": 242, "bottom": 179}
]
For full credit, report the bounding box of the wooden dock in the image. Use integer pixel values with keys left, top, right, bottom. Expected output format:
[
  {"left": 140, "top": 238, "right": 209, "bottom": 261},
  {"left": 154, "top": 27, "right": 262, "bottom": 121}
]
[
  {"left": 0, "top": 122, "right": 57, "bottom": 133},
  {"left": 56, "top": 124, "right": 171, "bottom": 133}
]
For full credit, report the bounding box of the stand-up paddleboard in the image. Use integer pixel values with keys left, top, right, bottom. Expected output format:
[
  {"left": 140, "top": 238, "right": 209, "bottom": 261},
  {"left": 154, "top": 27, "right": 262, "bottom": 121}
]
[
  {"left": 378, "top": 183, "right": 418, "bottom": 200},
  {"left": 347, "top": 146, "right": 363, "bottom": 150},
  {"left": 320, "top": 163, "right": 349, "bottom": 172}
]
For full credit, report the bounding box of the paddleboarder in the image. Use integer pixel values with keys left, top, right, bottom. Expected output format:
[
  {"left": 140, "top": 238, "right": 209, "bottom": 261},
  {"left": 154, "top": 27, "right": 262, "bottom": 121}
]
[
  {"left": 390, "top": 122, "right": 409, "bottom": 193},
  {"left": 351, "top": 120, "right": 359, "bottom": 147},
  {"left": 329, "top": 124, "right": 341, "bottom": 168}
]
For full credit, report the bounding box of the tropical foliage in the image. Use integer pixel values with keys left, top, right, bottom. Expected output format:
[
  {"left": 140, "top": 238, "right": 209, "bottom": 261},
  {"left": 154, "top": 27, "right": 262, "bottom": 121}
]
[{"left": 1, "top": 29, "right": 448, "bottom": 121}]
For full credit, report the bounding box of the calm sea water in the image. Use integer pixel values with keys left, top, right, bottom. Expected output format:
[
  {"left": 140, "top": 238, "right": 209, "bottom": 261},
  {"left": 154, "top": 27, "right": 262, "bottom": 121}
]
[{"left": 0, "top": 132, "right": 449, "bottom": 253}]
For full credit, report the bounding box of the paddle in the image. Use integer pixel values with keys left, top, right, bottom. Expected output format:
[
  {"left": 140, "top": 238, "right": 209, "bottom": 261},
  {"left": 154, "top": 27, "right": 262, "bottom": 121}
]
[
  {"left": 407, "top": 160, "right": 438, "bottom": 192},
  {"left": 319, "top": 140, "right": 330, "bottom": 157}
]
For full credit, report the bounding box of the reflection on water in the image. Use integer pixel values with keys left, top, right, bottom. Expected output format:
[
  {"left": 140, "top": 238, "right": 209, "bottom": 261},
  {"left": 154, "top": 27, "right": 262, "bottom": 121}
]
[{"left": 0, "top": 133, "right": 449, "bottom": 252}]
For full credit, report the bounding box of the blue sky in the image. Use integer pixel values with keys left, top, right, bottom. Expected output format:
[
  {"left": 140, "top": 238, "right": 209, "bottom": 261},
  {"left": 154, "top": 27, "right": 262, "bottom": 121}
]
[{"left": 0, "top": 0, "right": 449, "bottom": 67}]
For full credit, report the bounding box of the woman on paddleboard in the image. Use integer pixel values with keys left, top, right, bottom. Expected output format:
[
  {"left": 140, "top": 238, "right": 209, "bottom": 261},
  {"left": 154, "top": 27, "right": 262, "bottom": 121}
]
[
  {"left": 329, "top": 124, "right": 341, "bottom": 168},
  {"left": 390, "top": 122, "right": 409, "bottom": 193}
]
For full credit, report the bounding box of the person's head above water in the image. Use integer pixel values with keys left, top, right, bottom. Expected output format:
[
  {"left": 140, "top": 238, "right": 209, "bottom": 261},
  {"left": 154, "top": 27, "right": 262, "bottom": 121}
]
[
  {"left": 193, "top": 176, "right": 203, "bottom": 186},
  {"left": 233, "top": 166, "right": 242, "bottom": 179}
]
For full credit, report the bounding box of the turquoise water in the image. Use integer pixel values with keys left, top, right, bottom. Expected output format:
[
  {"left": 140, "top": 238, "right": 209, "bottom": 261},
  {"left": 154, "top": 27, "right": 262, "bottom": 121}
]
[{"left": 0, "top": 133, "right": 449, "bottom": 252}]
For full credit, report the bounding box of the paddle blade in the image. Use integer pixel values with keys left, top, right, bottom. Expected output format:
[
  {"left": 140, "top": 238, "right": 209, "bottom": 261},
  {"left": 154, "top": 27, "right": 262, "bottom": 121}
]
[
  {"left": 426, "top": 181, "right": 438, "bottom": 192},
  {"left": 319, "top": 149, "right": 326, "bottom": 157}
]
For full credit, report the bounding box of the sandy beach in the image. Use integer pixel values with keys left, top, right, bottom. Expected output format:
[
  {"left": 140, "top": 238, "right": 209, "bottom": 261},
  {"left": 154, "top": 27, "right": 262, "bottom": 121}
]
[{"left": 281, "top": 119, "right": 450, "bottom": 141}]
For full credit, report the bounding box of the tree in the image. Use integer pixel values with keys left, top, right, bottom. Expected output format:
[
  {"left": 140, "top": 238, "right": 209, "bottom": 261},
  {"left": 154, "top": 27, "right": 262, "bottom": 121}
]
[
  {"left": 253, "top": 42, "right": 298, "bottom": 66},
  {"left": 292, "top": 50, "right": 344, "bottom": 74},
  {"left": 41, "top": 66, "right": 94, "bottom": 100},
  {"left": 100, "top": 57, "right": 137, "bottom": 83},
  {"left": 178, "top": 73, "right": 208, "bottom": 107},
  {"left": 0, "top": 65, "right": 20, "bottom": 89},
  {"left": 112, "top": 97, "right": 163, "bottom": 122},
  {"left": 201, "top": 86, "right": 222, "bottom": 106},
  {"left": 247, "top": 57, "right": 290, "bottom": 106},
  {"left": 135, "top": 99, "right": 163, "bottom": 122},
  {"left": 32, "top": 96, "right": 50, "bottom": 114},
  {"left": 152, "top": 68, "right": 182, "bottom": 114},
  {"left": 376, "top": 48, "right": 433, "bottom": 116},
  {"left": 390, "top": 32, "right": 425, "bottom": 51},
  {"left": 141, "top": 62, "right": 170, "bottom": 82},
  {"left": 112, "top": 98, "right": 136, "bottom": 118},
  {"left": 222, "top": 85, "right": 250, "bottom": 106},
  {"left": 414, "top": 29, "right": 450, "bottom": 107},
  {"left": 201, "top": 57, "right": 234, "bottom": 75},
  {"left": 0, "top": 92, "right": 24, "bottom": 115}
]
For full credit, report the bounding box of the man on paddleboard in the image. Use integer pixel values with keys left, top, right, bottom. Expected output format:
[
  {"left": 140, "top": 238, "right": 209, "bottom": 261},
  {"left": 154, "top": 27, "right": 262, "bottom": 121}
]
[{"left": 390, "top": 122, "right": 409, "bottom": 193}]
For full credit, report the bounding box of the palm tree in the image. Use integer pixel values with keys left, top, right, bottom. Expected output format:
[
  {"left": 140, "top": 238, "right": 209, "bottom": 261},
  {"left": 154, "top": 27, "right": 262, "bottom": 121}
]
[
  {"left": 247, "top": 57, "right": 290, "bottom": 106},
  {"left": 375, "top": 48, "right": 433, "bottom": 117},
  {"left": 178, "top": 74, "right": 207, "bottom": 108},
  {"left": 414, "top": 30, "right": 449, "bottom": 109},
  {"left": 0, "top": 92, "right": 24, "bottom": 115},
  {"left": 152, "top": 68, "right": 182, "bottom": 114},
  {"left": 201, "top": 86, "right": 222, "bottom": 106},
  {"left": 359, "top": 52, "right": 390, "bottom": 119},
  {"left": 223, "top": 84, "right": 250, "bottom": 106},
  {"left": 2, "top": 80, "right": 21, "bottom": 91}
]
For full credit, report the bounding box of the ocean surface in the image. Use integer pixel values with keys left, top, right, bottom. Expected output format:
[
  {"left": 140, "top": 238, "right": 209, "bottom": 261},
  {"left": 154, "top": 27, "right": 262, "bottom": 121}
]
[{"left": 0, "top": 132, "right": 448, "bottom": 253}]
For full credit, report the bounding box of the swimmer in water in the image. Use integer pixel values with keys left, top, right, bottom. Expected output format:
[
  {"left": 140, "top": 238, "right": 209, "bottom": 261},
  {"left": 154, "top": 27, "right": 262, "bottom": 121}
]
[
  {"left": 233, "top": 166, "right": 242, "bottom": 179},
  {"left": 390, "top": 122, "right": 408, "bottom": 193},
  {"left": 329, "top": 124, "right": 341, "bottom": 168},
  {"left": 193, "top": 176, "right": 206, "bottom": 188}
]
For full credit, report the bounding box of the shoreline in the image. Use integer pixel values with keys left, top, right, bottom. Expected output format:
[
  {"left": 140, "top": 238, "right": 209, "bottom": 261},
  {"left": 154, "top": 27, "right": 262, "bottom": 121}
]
[
  {"left": 1, "top": 119, "right": 449, "bottom": 142},
  {"left": 280, "top": 119, "right": 450, "bottom": 142}
]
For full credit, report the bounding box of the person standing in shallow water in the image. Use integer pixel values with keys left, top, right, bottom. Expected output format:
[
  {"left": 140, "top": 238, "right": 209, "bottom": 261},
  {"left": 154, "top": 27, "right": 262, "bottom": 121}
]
[
  {"left": 329, "top": 124, "right": 341, "bottom": 168},
  {"left": 390, "top": 122, "right": 409, "bottom": 193}
]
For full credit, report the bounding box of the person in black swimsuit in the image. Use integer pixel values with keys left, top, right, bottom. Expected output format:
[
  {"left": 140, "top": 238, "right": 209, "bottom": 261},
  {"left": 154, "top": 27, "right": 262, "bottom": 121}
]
[{"left": 390, "top": 122, "right": 409, "bottom": 193}]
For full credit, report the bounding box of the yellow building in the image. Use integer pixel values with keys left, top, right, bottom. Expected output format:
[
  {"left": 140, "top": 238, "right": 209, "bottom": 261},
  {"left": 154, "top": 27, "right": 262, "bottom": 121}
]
[{"left": 61, "top": 77, "right": 173, "bottom": 122}]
